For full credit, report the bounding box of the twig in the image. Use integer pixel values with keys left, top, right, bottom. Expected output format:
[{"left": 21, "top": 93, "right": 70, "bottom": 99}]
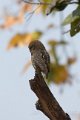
[
  {"left": 62, "top": 29, "right": 70, "bottom": 34},
  {"left": 25, "top": 5, "right": 41, "bottom": 22},
  {"left": 23, "top": 0, "right": 50, "bottom": 5}
]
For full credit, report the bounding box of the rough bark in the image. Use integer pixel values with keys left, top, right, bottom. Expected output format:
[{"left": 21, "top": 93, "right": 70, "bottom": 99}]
[{"left": 29, "top": 73, "right": 71, "bottom": 120}]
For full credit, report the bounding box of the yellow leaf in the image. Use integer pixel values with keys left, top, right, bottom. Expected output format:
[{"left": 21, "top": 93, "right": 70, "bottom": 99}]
[
  {"left": 7, "top": 31, "right": 42, "bottom": 49},
  {"left": 48, "top": 40, "right": 59, "bottom": 46},
  {"left": 48, "top": 64, "right": 69, "bottom": 84},
  {"left": 7, "top": 33, "right": 31, "bottom": 49},
  {"left": 31, "top": 31, "right": 42, "bottom": 40},
  {"left": 48, "top": 40, "right": 68, "bottom": 46}
]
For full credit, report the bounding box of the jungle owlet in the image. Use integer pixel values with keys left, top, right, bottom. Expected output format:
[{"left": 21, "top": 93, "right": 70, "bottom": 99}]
[{"left": 28, "top": 40, "right": 50, "bottom": 78}]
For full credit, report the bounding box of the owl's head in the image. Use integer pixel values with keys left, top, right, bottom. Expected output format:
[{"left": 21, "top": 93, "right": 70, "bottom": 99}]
[{"left": 28, "top": 40, "right": 45, "bottom": 52}]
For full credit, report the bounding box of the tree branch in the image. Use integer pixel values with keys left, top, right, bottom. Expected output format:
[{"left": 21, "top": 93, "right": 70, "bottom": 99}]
[
  {"left": 29, "top": 73, "right": 71, "bottom": 120},
  {"left": 23, "top": 0, "right": 50, "bottom": 5}
]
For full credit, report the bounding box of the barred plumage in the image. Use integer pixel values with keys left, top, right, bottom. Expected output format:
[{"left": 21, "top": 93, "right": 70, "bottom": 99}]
[{"left": 28, "top": 40, "right": 50, "bottom": 78}]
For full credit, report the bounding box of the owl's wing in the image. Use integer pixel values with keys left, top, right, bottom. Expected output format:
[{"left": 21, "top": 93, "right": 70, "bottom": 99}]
[
  {"left": 43, "top": 50, "right": 50, "bottom": 73},
  {"left": 31, "top": 52, "right": 48, "bottom": 76},
  {"left": 45, "top": 51, "right": 50, "bottom": 63}
]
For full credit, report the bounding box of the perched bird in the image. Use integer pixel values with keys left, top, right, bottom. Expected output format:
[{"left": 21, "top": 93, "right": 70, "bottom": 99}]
[{"left": 28, "top": 40, "right": 50, "bottom": 78}]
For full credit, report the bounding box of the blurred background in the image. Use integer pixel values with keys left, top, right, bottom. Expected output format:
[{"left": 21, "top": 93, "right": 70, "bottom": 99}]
[{"left": 0, "top": 0, "right": 80, "bottom": 120}]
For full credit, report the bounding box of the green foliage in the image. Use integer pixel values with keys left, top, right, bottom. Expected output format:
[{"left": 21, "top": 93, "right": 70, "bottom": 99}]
[
  {"left": 70, "top": 18, "right": 80, "bottom": 36},
  {"left": 44, "top": 0, "right": 80, "bottom": 36},
  {"left": 62, "top": 14, "right": 78, "bottom": 26},
  {"left": 63, "top": 5, "right": 80, "bottom": 36}
]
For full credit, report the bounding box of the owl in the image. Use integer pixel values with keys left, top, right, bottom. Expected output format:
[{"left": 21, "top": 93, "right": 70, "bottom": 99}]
[{"left": 28, "top": 40, "right": 50, "bottom": 78}]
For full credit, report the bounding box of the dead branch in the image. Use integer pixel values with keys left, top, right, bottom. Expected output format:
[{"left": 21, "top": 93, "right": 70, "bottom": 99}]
[{"left": 29, "top": 73, "right": 71, "bottom": 120}]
